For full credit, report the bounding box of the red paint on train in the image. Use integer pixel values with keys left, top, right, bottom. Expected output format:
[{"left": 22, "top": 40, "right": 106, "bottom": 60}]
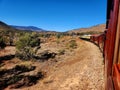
[{"left": 90, "top": 0, "right": 120, "bottom": 89}]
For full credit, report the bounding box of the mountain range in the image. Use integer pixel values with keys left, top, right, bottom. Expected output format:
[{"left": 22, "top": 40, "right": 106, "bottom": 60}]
[
  {"left": 0, "top": 21, "right": 105, "bottom": 34},
  {"left": 0, "top": 21, "right": 47, "bottom": 32},
  {"left": 10, "top": 25, "right": 46, "bottom": 32},
  {"left": 0, "top": 21, "right": 17, "bottom": 31}
]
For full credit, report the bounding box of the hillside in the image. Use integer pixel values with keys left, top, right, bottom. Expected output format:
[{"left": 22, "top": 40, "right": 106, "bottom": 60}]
[
  {"left": 0, "top": 21, "right": 17, "bottom": 31},
  {"left": 10, "top": 25, "right": 47, "bottom": 32},
  {"left": 0, "top": 21, "right": 47, "bottom": 32},
  {"left": 67, "top": 24, "right": 106, "bottom": 35}
]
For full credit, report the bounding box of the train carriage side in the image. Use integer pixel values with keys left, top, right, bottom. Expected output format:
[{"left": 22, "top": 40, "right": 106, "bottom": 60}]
[
  {"left": 90, "top": 0, "right": 120, "bottom": 89},
  {"left": 105, "top": 0, "right": 120, "bottom": 90},
  {"left": 112, "top": 0, "right": 120, "bottom": 89}
]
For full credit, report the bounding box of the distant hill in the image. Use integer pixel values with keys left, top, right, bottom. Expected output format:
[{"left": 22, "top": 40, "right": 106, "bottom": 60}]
[
  {"left": 10, "top": 25, "right": 47, "bottom": 32},
  {"left": 0, "top": 21, "right": 47, "bottom": 32},
  {"left": 0, "top": 21, "right": 106, "bottom": 35},
  {"left": 0, "top": 21, "right": 17, "bottom": 31},
  {"left": 67, "top": 24, "right": 106, "bottom": 35}
]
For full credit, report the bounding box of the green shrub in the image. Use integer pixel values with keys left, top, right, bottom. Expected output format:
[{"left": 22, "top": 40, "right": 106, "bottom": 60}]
[
  {"left": 69, "top": 40, "right": 77, "bottom": 49},
  {"left": 15, "top": 33, "right": 40, "bottom": 60},
  {"left": 56, "top": 34, "right": 60, "bottom": 39},
  {"left": 56, "top": 33, "right": 64, "bottom": 39},
  {"left": 58, "top": 49, "right": 65, "bottom": 55}
]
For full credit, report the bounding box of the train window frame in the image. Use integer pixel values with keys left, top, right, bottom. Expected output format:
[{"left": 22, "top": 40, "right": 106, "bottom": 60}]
[{"left": 117, "top": 5, "right": 120, "bottom": 64}]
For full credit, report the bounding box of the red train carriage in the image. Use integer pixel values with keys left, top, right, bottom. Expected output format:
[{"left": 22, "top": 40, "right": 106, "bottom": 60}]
[
  {"left": 90, "top": 0, "right": 120, "bottom": 89},
  {"left": 90, "top": 33, "right": 105, "bottom": 52}
]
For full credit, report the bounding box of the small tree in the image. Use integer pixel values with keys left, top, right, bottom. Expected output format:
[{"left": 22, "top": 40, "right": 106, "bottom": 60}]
[{"left": 16, "top": 33, "right": 40, "bottom": 60}]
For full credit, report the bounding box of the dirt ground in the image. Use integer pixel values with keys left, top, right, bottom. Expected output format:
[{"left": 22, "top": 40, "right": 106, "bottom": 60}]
[
  {"left": 23, "top": 38, "right": 104, "bottom": 90},
  {"left": 1, "top": 37, "right": 105, "bottom": 90}
]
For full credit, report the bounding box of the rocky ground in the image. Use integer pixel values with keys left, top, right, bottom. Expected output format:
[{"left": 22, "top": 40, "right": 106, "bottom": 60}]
[
  {"left": 23, "top": 37, "right": 105, "bottom": 90},
  {"left": 0, "top": 36, "right": 105, "bottom": 90}
]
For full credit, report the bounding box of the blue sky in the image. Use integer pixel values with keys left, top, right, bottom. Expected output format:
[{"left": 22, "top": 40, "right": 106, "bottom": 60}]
[{"left": 0, "top": 0, "right": 107, "bottom": 32}]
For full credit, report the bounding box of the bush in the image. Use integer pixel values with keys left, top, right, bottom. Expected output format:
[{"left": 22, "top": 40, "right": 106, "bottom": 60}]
[
  {"left": 58, "top": 49, "right": 65, "bottom": 55},
  {"left": 69, "top": 40, "right": 77, "bottom": 49},
  {"left": 15, "top": 33, "right": 40, "bottom": 60},
  {"left": 56, "top": 34, "right": 61, "bottom": 39},
  {"left": 0, "top": 36, "right": 6, "bottom": 49},
  {"left": 56, "top": 33, "right": 64, "bottom": 39}
]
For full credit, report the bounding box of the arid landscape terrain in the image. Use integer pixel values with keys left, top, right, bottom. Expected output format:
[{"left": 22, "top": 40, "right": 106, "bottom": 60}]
[{"left": 0, "top": 21, "right": 105, "bottom": 90}]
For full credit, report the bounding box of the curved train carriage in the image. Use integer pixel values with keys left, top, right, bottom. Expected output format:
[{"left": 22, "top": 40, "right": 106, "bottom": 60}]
[
  {"left": 90, "top": 33, "right": 105, "bottom": 52},
  {"left": 90, "top": 0, "right": 120, "bottom": 89}
]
